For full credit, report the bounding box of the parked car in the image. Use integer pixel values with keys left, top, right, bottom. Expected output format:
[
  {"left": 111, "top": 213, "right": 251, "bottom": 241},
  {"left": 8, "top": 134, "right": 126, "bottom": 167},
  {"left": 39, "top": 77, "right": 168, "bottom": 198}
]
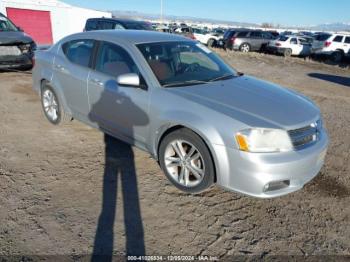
[
  {"left": 174, "top": 26, "right": 195, "bottom": 40},
  {"left": 312, "top": 33, "right": 350, "bottom": 62},
  {"left": 0, "top": 12, "right": 36, "bottom": 69},
  {"left": 84, "top": 18, "right": 153, "bottom": 32},
  {"left": 224, "top": 30, "right": 275, "bottom": 52},
  {"left": 32, "top": 30, "right": 328, "bottom": 198},
  {"left": 267, "top": 35, "right": 312, "bottom": 57},
  {"left": 192, "top": 28, "right": 220, "bottom": 47},
  {"left": 222, "top": 28, "right": 247, "bottom": 50}
]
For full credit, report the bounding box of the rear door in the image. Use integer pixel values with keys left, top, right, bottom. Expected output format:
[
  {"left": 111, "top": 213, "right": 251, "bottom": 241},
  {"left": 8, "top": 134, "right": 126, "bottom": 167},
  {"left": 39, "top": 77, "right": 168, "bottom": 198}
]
[
  {"left": 249, "top": 31, "right": 263, "bottom": 50},
  {"left": 53, "top": 39, "right": 95, "bottom": 119},
  {"left": 88, "top": 41, "right": 150, "bottom": 146}
]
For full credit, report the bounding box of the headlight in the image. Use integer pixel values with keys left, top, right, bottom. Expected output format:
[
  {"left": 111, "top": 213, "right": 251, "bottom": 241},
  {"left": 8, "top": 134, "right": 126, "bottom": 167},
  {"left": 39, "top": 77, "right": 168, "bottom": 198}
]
[{"left": 235, "top": 128, "right": 293, "bottom": 153}]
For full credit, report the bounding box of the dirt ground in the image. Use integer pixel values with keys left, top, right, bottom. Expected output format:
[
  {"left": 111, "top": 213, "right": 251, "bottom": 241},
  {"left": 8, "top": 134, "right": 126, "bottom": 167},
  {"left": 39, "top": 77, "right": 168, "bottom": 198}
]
[{"left": 0, "top": 51, "right": 349, "bottom": 260}]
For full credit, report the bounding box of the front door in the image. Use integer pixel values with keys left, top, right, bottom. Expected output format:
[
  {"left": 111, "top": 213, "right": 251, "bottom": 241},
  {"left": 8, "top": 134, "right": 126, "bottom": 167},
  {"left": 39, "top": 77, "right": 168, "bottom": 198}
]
[{"left": 88, "top": 41, "right": 150, "bottom": 147}]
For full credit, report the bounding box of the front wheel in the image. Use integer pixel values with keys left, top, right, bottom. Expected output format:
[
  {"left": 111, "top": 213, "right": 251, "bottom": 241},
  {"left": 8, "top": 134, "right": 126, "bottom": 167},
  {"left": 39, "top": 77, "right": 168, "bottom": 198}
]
[{"left": 159, "top": 128, "right": 215, "bottom": 193}]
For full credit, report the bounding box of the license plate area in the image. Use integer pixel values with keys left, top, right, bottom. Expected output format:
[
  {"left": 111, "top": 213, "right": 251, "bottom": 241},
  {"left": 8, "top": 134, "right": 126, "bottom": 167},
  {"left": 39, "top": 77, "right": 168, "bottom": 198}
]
[{"left": 0, "top": 46, "right": 22, "bottom": 56}]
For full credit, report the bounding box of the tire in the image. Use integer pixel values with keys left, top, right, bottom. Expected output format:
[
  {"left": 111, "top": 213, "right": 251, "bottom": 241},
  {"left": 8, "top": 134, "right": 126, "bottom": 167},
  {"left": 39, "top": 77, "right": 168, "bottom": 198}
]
[
  {"left": 41, "top": 82, "right": 72, "bottom": 125},
  {"left": 207, "top": 38, "right": 216, "bottom": 48},
  {"left": 159, "top": 128, "right": 215, "bottom": 194},
  {"left": 331, "top": 51, "right": 343, "bottom": 63},
  {"left": 284, "top": 48, "right": 292, "bottom": 57},
  {"left": 239, "top": 43, "right": 251, "bottom": 53}
]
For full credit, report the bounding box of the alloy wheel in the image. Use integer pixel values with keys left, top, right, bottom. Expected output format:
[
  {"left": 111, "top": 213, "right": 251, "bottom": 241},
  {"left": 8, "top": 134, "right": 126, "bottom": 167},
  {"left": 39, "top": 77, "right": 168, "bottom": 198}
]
[
  {"left": 164, "top": 139, "right": 205, "bottom": 187},
  {"left": 42, "top": 89, "right": 59, "bottom": 122}
]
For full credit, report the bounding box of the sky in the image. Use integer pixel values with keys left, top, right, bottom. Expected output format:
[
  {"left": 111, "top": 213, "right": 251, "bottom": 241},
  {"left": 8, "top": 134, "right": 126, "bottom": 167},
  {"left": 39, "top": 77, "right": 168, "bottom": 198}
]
[{"left": 63, "top": 0, "right": 350, "bottom": 26}]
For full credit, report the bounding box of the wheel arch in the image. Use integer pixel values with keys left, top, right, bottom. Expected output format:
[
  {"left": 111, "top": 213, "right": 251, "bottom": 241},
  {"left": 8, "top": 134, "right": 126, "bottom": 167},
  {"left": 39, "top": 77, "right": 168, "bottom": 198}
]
[
  {"left": 40, "top": 78, "right": 72, "bottom": 116},
  {"left": 155, "top": 123, "right": 219, "bottom": 183}
]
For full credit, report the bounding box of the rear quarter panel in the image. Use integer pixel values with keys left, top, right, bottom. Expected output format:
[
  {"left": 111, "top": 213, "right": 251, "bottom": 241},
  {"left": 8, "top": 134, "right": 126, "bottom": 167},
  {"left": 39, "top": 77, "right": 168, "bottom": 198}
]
[{"left": 32, "top": 46, "right": 57, "bottom": 94}]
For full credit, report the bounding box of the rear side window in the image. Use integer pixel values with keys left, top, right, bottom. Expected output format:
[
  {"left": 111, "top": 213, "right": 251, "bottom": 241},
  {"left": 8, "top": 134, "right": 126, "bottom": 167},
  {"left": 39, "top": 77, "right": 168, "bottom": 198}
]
[
  {"left": 250, "top": 31, "right": 262, "bottom": 38},
  {"left": 333, "top": 35, "right": 344, "bottom": 42},
  {"left": 95, "top": 42, "right": 139, "bottom": 78},
  {"left": 345, "top": 37, "right": 350, "bottom": 44},
  {"left": 290, "top": 38, "right": 298, "bottom": 44},
  {"left": 98, "top": 21, "right": 115, "bottom": 30},
  {"left": 85, "top": 20, "right": 98, "bottom": 31},
  {"left": 224, "top": 31, "right": 235, "bottom": 39},
  {"left": 237, "top": 31, "right": 248, "bottom": 38},
  {"left": 62, "top": 39, "right": 94, "bottom": 67}
]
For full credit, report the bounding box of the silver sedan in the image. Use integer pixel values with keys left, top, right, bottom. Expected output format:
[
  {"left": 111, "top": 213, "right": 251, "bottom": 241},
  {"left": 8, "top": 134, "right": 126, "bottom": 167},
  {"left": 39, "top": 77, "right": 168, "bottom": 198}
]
[{"left": 32, "top": 30, "right": 329, "bottom": 198}]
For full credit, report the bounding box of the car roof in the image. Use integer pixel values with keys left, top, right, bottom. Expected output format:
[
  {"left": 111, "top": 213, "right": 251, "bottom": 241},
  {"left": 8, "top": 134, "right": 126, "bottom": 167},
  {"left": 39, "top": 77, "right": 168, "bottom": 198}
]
[
  {"left": 87, "top": 17, "right": 148, "bottom": 24},
  {"left": 71, "top": 30, "right": 191, "bottom": 44}
]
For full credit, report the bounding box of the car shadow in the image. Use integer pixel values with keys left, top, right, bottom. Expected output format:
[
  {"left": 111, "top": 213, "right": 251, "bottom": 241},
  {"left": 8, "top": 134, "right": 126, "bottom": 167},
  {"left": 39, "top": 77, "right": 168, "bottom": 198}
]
[
  {"left": 308, "top": 73, "right": 350, "bottom": 88},
  {"left": 89, "top": 84, "right": 148, "bottom": 261}
]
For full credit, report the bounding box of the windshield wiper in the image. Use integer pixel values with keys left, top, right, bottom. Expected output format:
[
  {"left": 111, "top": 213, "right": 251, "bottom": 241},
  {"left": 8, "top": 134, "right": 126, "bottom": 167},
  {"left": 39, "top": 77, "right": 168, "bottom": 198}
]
[
  {"left": 162, "top": 79, "right": 209, "bottom": 88},
  {"left": 208, "top": 74, "right": 236, "bottom": 82}
]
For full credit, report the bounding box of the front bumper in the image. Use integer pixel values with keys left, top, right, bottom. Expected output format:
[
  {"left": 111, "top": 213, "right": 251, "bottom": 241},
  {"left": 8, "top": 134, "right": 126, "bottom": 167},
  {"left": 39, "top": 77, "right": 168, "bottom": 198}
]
[
  {"left": 0, "top": 53, "right": 33, "bottom": 69},
  {"left": 213, "top": 130, "right": 329, "bottom": 198}
]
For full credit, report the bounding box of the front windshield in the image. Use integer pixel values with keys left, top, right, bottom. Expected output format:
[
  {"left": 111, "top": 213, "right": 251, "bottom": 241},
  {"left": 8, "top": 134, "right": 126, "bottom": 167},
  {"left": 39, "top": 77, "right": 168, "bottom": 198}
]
[
  {"left": 137, "top": 41, "right": 237, "bottom": 87},
  {"left": 0, "top": 16, "right": 18, "bottom": 32}
]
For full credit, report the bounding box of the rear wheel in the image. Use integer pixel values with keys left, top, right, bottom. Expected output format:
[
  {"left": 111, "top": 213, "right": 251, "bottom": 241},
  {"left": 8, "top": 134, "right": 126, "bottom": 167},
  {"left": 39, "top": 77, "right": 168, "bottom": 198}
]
[
  {"left": 239, "top": 43, "right": 251, "bottom": 53},
  {"left": 284, "top": 48, "right": 292, "bottom": 57},
  {"left": 159, "top": 128, "right": 215, "bottom": 193},
  {"left": 331, "top": 51, "right": 343, "bottom": 63},
  {"left": 41, "top": 83, "right": 71, "bottom": 125}
]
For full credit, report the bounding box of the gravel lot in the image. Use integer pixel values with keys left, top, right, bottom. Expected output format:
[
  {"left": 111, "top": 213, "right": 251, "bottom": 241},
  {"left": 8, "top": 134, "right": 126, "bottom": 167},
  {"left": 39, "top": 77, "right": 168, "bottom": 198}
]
[{"left": 0, "top": 51, "right": 349, "bottom": 260}]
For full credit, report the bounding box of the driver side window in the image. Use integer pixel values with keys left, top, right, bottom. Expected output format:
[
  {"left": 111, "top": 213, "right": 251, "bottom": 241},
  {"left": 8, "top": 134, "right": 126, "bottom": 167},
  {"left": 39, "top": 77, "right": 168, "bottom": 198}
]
[{"left": 95, "top": 42, "right": 139, "bottom": 78}]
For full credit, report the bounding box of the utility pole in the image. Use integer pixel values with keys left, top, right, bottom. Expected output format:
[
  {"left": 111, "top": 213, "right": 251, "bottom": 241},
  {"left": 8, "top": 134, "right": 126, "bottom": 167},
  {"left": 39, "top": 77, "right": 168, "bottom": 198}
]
[{"left": 160, "top": 0, "right": 163, "bottom": 24}]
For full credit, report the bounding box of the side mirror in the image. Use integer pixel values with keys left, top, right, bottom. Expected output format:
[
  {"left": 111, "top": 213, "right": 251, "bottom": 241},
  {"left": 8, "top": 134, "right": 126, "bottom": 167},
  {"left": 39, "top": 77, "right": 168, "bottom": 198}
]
[
  {"left": 17, "top": 26, "right": 24, "bottom": 32},
  {"left": 117, "top": 73, "right": 147, "bottom": 89}
]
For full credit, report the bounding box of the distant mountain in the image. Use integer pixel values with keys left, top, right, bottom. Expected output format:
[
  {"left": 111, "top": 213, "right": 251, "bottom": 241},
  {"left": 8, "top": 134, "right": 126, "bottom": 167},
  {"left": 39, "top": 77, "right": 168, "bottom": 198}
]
[
  {"left": 111, "top": 10, "right": 259, "bottom": 27},
  {"left": 309, "top": 23, "right": 350, "bottom": 32},
  {"left": 111, "top": 10, "right": 350, "bottom": 32}
]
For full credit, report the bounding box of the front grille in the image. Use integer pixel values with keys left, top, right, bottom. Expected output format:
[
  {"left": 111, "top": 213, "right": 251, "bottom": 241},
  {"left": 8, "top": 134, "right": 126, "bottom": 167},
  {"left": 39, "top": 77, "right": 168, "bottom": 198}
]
[{"left": 288, "top": 122, "right": 321, "bottom": 150}]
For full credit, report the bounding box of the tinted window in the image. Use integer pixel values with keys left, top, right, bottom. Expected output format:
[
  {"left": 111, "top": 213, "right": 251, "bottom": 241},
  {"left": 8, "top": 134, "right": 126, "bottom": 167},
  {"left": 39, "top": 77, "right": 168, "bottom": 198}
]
[
  {"left": 314, "top": 34, "right": 331, "bottom": 41},
  {"left": 237, "top": 31, "right": 249, "bottom": 37},
  {"left": 62, "top": 40, "right": 94, "bottom": 67},
  {"left": 262, "top": 32, "right": 273, "bottom": 39},
  {"left": 0, "top": 15, "right": 18, "bottom": 32},
  {"left": 250, "top": 31, "right": 262, "bottom": 38},
  {"left": 333, "top": 35, "right": 344, "bottom": 42},
  {"left": 96, "top": 42, "right": 139, "bottom": 78},
  {"left": 223, "top": 30, "right": 235, "bottom": 39},
  {"left": 290, "top": 38, "right": 298, "bottom": 44},
  {"left": 98, "top": 21, "right": 115, "bottom": 30},
  {"left": 277, "top": 36, "right": 289, "bottom": 41},
  {"left": 123, "top": 21, "right": 153, "bottom": 30},
  {"left": 85, "top": 20, "right": 98, "bottom": 31},
  {"left": 345, "top": 37, "right": 350, "bottom": 44}
]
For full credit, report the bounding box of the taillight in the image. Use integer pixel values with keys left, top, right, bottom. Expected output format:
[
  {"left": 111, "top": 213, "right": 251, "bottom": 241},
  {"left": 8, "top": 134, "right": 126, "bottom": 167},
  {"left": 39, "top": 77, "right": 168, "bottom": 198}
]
[
  {"left": 275, "top": 43, "right": 281, "bottom": 47},
  {"left": 324, "top": 41, "right": 331, "bottom": 47},
  {"left": 190, "top": 34, "right": 196, "bottom": 40},
  {"left": 230, "top": 37, "right": 236, "bottom": 44}
]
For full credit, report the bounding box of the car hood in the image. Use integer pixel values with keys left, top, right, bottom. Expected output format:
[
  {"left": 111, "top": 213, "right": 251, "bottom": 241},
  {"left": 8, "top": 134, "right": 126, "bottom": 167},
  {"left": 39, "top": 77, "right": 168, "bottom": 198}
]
[
  {"left": 0, "top": 31, "right": 34, "bottom": 45},
  {"left": 169, "top": 75, "right": 320, "bottom": 129}
]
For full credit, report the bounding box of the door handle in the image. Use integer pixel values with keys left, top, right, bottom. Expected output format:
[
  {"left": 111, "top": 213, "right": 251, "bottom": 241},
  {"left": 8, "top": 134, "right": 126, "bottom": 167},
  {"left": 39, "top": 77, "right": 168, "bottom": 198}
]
[{"left": 90, "top": 78, "right": 104, "bottom": 86}]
